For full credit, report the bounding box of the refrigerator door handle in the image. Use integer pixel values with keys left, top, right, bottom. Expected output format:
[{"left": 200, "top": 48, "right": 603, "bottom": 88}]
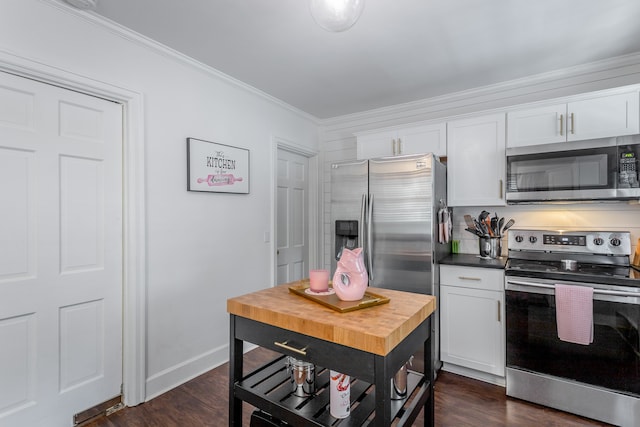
[
  {"left": 367, "top": 193, "right": 374, "bottom": 283},
  {"left": 359, "top": 193, "right": 366, "bottom": 254}
]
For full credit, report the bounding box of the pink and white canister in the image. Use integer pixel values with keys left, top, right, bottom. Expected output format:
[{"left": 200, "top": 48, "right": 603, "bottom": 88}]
[{"left": 329, "top": 370, "right": 350, "bottom": 419}]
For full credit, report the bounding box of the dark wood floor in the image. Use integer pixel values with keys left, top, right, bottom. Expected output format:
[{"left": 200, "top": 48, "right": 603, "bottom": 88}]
[{"left": 86, "top": 347, "right": 611, "bottom": 426}]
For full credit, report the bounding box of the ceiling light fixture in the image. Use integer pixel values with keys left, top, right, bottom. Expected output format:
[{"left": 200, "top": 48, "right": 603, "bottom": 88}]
[
  {"left": 309, "top": 0, "right": 365, "bottom": 32},
  {"left": 62, "top": 0, "right": 98, "bottom": 10}
]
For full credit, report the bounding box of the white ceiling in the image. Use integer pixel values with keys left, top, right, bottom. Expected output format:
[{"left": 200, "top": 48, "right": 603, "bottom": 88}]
[{"left": 89, "top": 0, "right": 640, "bottom": 119}]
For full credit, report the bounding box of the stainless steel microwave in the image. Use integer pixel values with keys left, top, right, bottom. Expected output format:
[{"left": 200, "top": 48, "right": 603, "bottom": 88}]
[{"left": 506, "top": 135, "right": 640, "bottom": 203}]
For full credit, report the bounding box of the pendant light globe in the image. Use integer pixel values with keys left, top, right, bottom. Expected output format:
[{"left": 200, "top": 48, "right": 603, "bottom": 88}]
[{"left": 309, "top": 0, "right": 365, "bottom": 32}]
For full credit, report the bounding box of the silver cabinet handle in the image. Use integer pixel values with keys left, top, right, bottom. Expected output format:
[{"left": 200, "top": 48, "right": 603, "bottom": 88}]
[
  {"left": 559, "top": 113, "right": 564, "bottom": 136},
  {"left": 398, "top": 137, "right": 403, "bottom": 155},
  {"left": 570, "top": 112, "right": 575, "bottom": 134},
  {"left": 499, "top": 179, "right": 503, "bottom": 199},
  {"left": 497, "top": 300, "right": 501, "bottom": 322},
  {"left": 458, "top": 276, "right": 481, "bottom": 281},
  {"left": 392, "top": 139, "right": 397, "bottom": 155}
]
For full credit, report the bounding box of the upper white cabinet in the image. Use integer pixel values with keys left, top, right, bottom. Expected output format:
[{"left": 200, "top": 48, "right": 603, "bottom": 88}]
[
  {"left": 507, "top": 91, "right": 640, "bottom": 148},
  {"left": 356, "top": 122, "right": 446, "bottom": 159},
  {"left": 447, "top": 113, "right": 506, "bottom": 206}
]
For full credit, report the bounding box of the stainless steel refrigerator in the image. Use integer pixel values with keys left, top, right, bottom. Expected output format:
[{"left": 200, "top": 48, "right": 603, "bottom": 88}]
[{"left": 330, "top": 153, "right": 448, "bottom": 368}]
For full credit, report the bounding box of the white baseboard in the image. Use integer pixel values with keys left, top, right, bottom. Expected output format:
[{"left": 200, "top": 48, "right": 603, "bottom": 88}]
[
  {"left": 144, "top": 342, "right": 259, "bottom": 402},
  {"left": 441, "top": 362, "right": 506, "bottom": 387},
  {"left": 145, "top": 345, "right": 229, "bottom": 401}
]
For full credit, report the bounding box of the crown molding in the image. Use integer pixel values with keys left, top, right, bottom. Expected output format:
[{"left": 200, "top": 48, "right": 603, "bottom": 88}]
[
  {"left": 38, "top": 1, "right": 640, "bottom": 131},
  {"left": 40, "top": 0, "right": 320, "bottom": 125},
  {"left": 321, "top": 51, "right": 640, "bottom": 131}
]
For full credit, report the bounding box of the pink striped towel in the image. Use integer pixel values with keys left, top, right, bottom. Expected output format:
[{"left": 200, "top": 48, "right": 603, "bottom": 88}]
[{"left": 555, "top": 284, "right": 594, "bottom": 345}]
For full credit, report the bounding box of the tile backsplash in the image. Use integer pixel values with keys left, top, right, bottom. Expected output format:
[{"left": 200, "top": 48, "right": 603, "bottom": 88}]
[{"left": 452, "top": 202, "right": 640, "bottom": 258}]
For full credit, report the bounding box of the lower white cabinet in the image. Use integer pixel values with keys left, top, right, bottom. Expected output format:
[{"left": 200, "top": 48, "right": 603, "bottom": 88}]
[{"left": 440, "top": 265, "right": 505, "bottom": 378}]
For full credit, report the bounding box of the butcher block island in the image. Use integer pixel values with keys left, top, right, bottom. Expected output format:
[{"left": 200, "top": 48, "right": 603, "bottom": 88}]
[{"left": 227, "top": 282, "right": 436, "bottom": 427}]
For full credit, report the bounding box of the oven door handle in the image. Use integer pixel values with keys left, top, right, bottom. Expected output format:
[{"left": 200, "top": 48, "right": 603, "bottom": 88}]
[{"left": 506, "top": 279, "right": 640, "bottom": 299}]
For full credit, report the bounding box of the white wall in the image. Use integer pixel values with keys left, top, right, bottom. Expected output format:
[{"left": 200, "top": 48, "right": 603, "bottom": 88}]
[
  {"left": 0, "top": 0, "right": 319, "bottom": 401},
  {"left": 319, "top": 55, "right": 640, "bottom": 269}
]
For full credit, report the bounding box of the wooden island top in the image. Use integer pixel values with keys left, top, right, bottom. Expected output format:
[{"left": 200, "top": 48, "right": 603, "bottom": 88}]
[{"left": 227, "top": 282, "right": 436, "bottom": 356}]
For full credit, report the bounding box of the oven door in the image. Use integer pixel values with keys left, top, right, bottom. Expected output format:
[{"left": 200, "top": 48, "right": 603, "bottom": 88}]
[{"left": 505, "top": 278, "right": 640, "bottom": 397}]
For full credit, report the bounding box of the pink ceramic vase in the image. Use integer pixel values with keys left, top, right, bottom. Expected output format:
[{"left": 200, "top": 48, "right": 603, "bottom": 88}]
[{"left": 332, "top": 248, "right": 368, "bottom": 301}]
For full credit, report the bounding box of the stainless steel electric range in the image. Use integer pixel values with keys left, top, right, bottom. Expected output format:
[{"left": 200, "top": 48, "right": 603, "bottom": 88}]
[{"left": 504, "top": 229, "right": 640, "bottom": 427}]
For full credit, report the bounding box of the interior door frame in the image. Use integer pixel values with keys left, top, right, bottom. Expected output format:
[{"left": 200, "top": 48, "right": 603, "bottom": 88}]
[
  {"left": 271, "top": 137, "right": 319, "bottom": 287},
  {"left": 0, "top": 49, "right": 147, "bottom": 406}
]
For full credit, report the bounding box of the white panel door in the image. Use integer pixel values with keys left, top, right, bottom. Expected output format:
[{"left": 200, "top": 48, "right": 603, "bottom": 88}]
[
  {"left": 276, "top": 149, "right": 309, "bottom": 285},
  {"left": 0, "top": 72, "right": 123, "bottom": 427}
]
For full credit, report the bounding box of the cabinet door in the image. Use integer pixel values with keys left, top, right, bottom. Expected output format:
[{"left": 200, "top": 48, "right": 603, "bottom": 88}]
[
  {"left": 447, "top": 113, "right": 506, "bottom": 206},
  {"left": 356, "top": 130, "right": 397, "bottom": 159},
  {"left": 440, "top": 285, "right": 505, "bottom": 376},
  {"left": 398, "top": 123, "right": 447, "bottom": 157},
  {"left": 507, "top": 103, "right": 567, "bottom": 148},
  {"left": 567, "top": 91, "right": 640, "bottom": 141}
]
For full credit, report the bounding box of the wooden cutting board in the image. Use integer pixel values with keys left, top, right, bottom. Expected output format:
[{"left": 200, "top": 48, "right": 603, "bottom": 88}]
[{"left": 227, "top": 282, "right": 435, "bottom": 356}]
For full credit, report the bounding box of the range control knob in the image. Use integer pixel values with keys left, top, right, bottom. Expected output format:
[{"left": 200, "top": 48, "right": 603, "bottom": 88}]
[
  {"left": 529, "top": 236, "right": 538, "bottom": 244},
  {"left": 610, "top": 237, "right": 621, "bottom": 247},
  {"left": 515, "top": 235, "right": 524, "bottom": 243},
  {"left": 593, "top": 237, "right": 604, "bottom": 246}
]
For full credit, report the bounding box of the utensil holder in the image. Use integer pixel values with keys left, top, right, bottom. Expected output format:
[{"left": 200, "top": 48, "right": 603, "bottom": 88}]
[{"left": 479, "top": 237, "right": 501, "bottom": 259}]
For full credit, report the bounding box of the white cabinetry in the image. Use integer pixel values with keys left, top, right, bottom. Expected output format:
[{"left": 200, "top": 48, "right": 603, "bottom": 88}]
[
  {"left": 507, "top": 90, "right": 640, "bottom": 148},
  {"left": 356, "top": 122, "right": 446, "bottom": 159},
  {"left": 440, "top": 265, "right": 505, "bottom": 379},
  {"left": 447, "top": 113, "right": 506, "bottom": 206}
]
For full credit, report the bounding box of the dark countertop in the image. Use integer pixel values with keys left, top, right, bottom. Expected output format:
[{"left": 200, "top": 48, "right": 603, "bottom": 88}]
[{"left": 440, "top": 253, "right": 507, "bottom": 269}]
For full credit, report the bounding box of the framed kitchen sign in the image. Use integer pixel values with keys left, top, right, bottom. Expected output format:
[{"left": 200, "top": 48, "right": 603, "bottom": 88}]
[{"left": 187, "top": 138, "right": 250, "bottom": 194}]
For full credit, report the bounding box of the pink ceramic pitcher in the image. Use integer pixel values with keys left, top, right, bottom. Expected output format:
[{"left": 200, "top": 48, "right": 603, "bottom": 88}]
[{"left": 332, "top": 248, "right": 368, "bottom": 301}]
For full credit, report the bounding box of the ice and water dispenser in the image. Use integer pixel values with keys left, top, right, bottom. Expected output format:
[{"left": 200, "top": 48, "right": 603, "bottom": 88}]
[{"left": 334, "top": 220, "right": 358, "bottom": 261}]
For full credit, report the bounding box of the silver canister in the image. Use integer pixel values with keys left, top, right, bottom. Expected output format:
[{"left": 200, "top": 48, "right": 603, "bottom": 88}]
[
  {"left": 479, "top": 236, "right": 502, "bottom": 259},
  {"left": 390, "top": 356, "right": 413, "bottom": 400},
  {"left": 286, "top": 357, "right": 316, "bottom": 397}
]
